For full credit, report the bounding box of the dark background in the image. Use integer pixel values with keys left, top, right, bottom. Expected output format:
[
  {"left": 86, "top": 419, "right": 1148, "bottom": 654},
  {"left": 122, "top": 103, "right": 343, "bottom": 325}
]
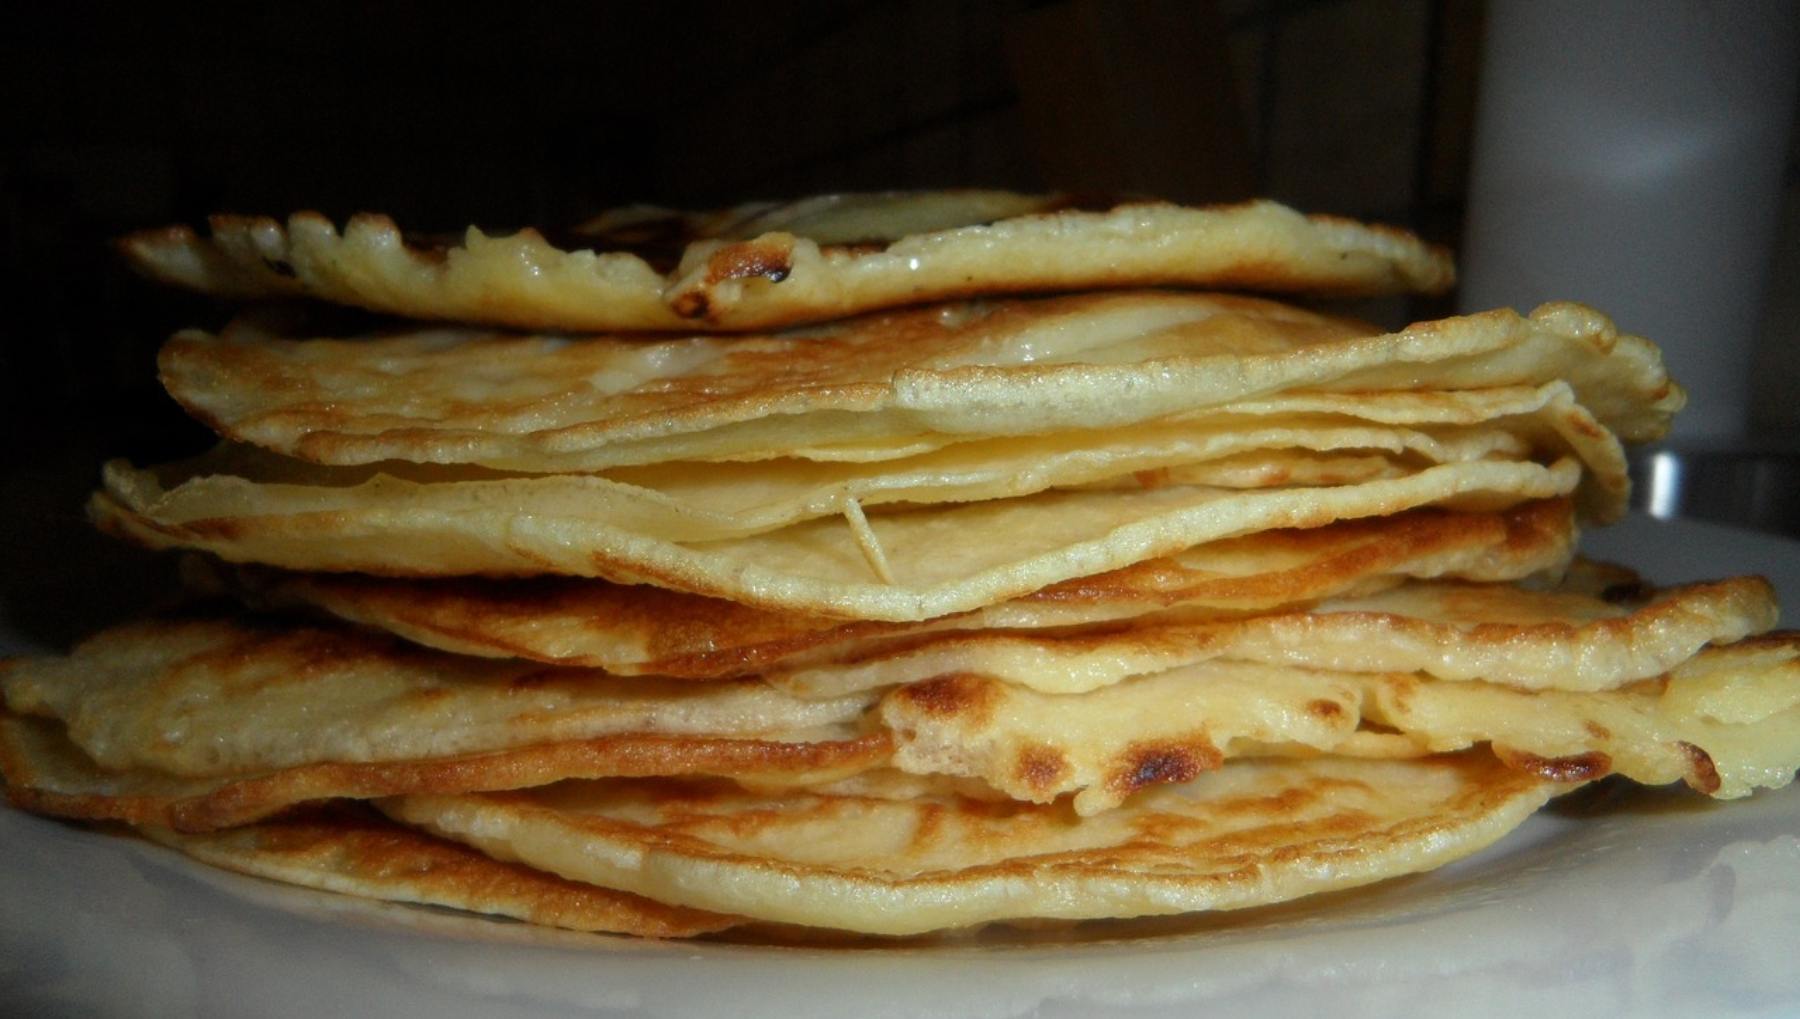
[{"left": 1, "top": 0, "right": 1490, "bottom": 469}]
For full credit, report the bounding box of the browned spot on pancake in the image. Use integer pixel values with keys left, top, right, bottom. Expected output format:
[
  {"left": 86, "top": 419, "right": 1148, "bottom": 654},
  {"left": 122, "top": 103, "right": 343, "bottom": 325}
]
[
  {"left": 1584, "top": 720, "right": 1612, "bottom": 741},
  {"left": 1012, "top": 744, "right": 1070, "bottom": 795},
  {"left": 1500, "top": 498, "right": 1574, "bottom": 552},
  {"left": 1307, "top": 699, "right": 1345, "bottom": 720},
  {"left": 669, "top": 289, "right": 710, "bottom": 319},
  {"left": 1493, "top": 746, "right": 1613, "bottom": 783},
  {"left": 704, "top": 238, "right": 794, "bottom": 286},
  {"left": 1677, "top": 740, "right": 1722, "bottom": 795},
  {"left": 891, "top": 675, "right": 998, "bottom": 725},
  {"left": 1108, "top": 737, "right": 1224, "bottom": 797}
]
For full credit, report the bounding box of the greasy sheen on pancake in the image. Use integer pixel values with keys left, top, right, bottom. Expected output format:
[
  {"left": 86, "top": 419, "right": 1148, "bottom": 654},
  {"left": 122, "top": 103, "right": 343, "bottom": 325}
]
[
  {"left": 154, "top": 294, "right": 1677, "bottom": 472},
  {"left": 223, "top": 502, "right": 1577, "bottom": 676},
  {"left": 118, "top": 194, "right": 1454, "bottom": 331},
  {"left": 381, "top": 754, "right": 1564, "bottom": 936}
]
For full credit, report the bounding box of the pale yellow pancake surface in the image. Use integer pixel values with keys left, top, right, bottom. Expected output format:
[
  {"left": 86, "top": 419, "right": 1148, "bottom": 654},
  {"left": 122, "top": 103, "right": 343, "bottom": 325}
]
[{"left": 119, "top": 195, "right": 1454, "bottom": 331}]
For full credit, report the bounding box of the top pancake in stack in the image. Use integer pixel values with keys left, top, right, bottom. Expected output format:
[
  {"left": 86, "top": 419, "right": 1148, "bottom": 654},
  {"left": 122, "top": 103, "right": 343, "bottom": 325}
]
[
  {"left": 4, "top": 192, "right": 1795, "bottom": 939},
  {"left": 118, "top": 191, "right": 1455, "bottom": 331}
]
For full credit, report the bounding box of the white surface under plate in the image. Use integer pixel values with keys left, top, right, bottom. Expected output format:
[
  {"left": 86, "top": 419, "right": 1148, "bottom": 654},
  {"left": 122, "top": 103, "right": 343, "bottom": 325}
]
[{"left": 2, "top": 514, "right": 1797, "bottom": 1019}]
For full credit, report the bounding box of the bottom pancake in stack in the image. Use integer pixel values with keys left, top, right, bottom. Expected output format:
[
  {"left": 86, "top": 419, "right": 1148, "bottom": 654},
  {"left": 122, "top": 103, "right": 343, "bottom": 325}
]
[{"left": 4, "top": 501, "right": 1797, "bottom": 938}]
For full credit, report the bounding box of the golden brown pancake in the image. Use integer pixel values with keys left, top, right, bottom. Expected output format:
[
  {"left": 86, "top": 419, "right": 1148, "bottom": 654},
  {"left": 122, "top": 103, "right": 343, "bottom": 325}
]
[
  {"left": 768, "top": 567, "right": 1778, "bottom": 699},
  {"left": 95, "top": 379, "right": 1623, "bottom": 545},
  {"left": 0, "top": 617, "right": 873, "bottom": 776},
  {"left": 0, "top": 712, "right": 887, "bottom": 831},
  {"left": 381, "top": 754, "right": 1564, "bottom": 936},
  {"left": 153, "top": 293, "right": 1676, "bottom": 472},
  {"left": 21, "top": 187, "right": 1775, "bottom": 947},
  {"left": 878, "top": 634, "right": 1800, "bottom": 813},
  {"left": 91, "top": 455, "right": 1585, "bottom": 621},
  {"left": 9, "top": 607, "right": 1787, "bottom": 831},
  {"left": 224, "top": 502, "right": 1576, "bottom": 676},
  {"left": 139, "top": 806, "right": 742, "bottom": 937}
]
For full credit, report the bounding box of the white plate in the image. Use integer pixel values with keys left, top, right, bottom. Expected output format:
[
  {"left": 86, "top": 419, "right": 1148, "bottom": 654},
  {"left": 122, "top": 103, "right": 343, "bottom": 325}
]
[{"left": 3, "top": 514, "right": 1797, "bottom": 1019}]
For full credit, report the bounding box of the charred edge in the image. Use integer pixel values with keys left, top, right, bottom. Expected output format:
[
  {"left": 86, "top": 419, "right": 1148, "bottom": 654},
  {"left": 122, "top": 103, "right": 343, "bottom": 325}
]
[
  {"left": 705, "top": 240, "right": 794, "bottom": 285},
  {"left": 1494, "top": 746, "right": 1614, "bottom": 784},
  {"left": 1676, "top": 741, "right": 1722, "bottom": 795},
  {"left": 1109, "top": 739, "right": 1223, "bottom": 797}
]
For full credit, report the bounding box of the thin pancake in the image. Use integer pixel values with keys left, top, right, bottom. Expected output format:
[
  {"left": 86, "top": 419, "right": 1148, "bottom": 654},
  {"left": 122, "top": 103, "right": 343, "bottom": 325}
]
[
  {"left": 880, "top": 634, "right": 1800, "bottom": 813},
  {"left": 91, "top": 457, "right": 1584, "bottom": 621},
  {"left": 138, "top": 806, "right": 742, "bottom": 937},
  {"left": 0, "top": 712, "right": 888, "bottom": 831},
  {"left": 118, "top": 196, "right": 1452, "bottom": 331},
  {"left": 382, "top": 754, "right": 1563, "bottom": 936},
  {"left": 770, "top": 569, "right": 1778, "bottom": 698},
  {"left": 100, "top": 376, "right": 1613, "bottom": 546},
  {"left": 227, "top": 502, "right": 1576, "bottom": 677},
  {"left": 154, "top": 293, "right": 1677, "bottom": 473},
  {"left": 0, "top": 617, "right": 874, "bottom": 776},
  {"left": 9, "top": 629, "right": 1790, "bottom": 830}
]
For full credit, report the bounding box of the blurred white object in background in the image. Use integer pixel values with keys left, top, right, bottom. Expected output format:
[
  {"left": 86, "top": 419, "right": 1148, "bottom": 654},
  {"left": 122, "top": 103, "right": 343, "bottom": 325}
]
[{"left": 1461, "top": 0, "right": 1798, "bottom": 442}]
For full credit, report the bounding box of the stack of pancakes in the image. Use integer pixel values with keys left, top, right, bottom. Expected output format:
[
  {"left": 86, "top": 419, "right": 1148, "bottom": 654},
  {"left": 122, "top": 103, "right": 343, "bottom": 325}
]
[{"left": 3, "top": 193, "right": 1796, "bottom": 938}]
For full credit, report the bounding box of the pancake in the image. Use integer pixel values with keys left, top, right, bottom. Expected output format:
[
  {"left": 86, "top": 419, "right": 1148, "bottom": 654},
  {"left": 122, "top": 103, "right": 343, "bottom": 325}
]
[
  {"left": 95, "top": 376, "right": 1618, "bottom": 546},
  {"left": 139, "top": 806, "right": 742, "bottom": 937},
  {"left": 154, "top": 294, "right": 1677, "bottom": 472},
  {"left": 769, "top": 567, "right": 1778, "bottom": 698},
  {"left": 41, "top": 186, "right": 1782, "bottom": 947},
  {"left": 0, "top": 712, "right": 887, "bottom": 831},
  {"left": 0, "top": 617, "right": 873, "bottom": 776},
  {"left": 879, "top": 634, "right": 1800, "bottom": 814},
  {"left": 9, "top": 604, "right": 1786, "bottom": 830},
  {"left": 92, "top": 456, "right": 1584, "bottom": 621},
  {"left": 381, "top": 753, "right": 1564, "bottom": 936},
  {"left": 118, "top": 195, "right": 1453, "bottom": 331},
  {"left": 225, "top": 502, "right": 1576, "bottom": 676}
]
